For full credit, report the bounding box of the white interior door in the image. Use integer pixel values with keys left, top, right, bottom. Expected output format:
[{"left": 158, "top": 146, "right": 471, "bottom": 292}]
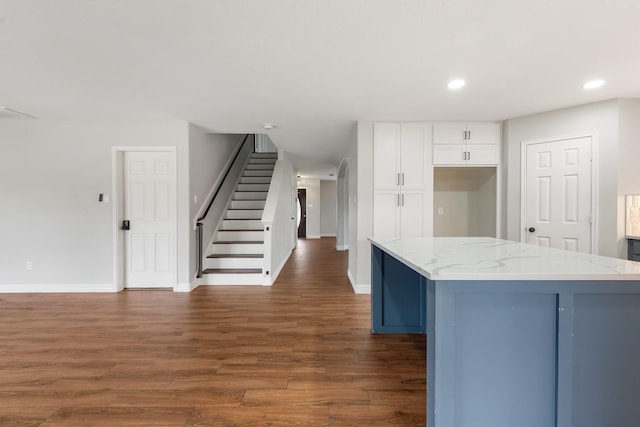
[
  {"left": 124, "top": 151, "right": 177, "bottom": 287},
  {"left": 524, "top": 136, "right": 592, "bottom": 253}
]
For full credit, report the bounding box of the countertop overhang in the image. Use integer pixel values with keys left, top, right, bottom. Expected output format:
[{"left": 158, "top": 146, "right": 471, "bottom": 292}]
[{"left": 369, "top": 237, "right": 640, "bottom": 281}]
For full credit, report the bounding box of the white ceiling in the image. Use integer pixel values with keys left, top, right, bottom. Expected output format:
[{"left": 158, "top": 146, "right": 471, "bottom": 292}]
[{"left": 1, "top": 0, "right": 639, "bottom": 177}]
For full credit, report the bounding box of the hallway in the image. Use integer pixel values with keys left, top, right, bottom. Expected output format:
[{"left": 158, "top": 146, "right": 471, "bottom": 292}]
[{"left": 0, "top": 238, "right": 426, "bottom": 426}]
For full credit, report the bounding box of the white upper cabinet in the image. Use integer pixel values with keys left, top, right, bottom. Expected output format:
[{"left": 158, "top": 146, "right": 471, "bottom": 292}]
[
  {"left": 433, "top": 122, "right": 501, "bottom": 165},
  {"left": 373, "top": 123, "right": 432, "bottom": 189},
  {"left": 373, "top": 123, "right": 401, "bottom": 189}
]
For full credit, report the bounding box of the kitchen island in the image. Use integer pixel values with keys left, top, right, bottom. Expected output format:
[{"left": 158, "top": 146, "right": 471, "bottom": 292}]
[{"left": 370, "top": 237, "right": 640, "bottom": 427}]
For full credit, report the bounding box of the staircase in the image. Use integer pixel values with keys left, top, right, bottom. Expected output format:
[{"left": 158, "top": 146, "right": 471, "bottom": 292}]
[{"left": 202, "top": 152, "right": 277, "bottom": 285}]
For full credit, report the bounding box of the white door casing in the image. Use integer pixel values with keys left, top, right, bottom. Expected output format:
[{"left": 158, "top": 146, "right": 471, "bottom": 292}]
[
  {"left": 123, "top": 151, "right": 177, "bottom": 287},
  {"left": 522, "top": 135, "right": 594, "bottom": 253}
]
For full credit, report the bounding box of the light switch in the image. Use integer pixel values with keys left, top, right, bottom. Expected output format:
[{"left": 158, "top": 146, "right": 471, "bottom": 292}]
[{"left": 438, "top": 207, "right": 444, "bottom": 215}]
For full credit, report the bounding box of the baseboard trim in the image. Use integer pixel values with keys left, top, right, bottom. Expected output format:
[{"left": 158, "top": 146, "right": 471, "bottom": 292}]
[
  {"left": 336, "top": 245, "right": 347, "bottom": 251},
  {"left": 321, "top": 233, "right": 337, "bottom": 237},
  {"left": 306, "top": 234, "right": 321, "bottom": 239},
  {"left": 0, "top": 283, "right": 117, "bottom": 293},
  {"left": 174, "top": 280, "right": 201, "bottom": 292},
  {"left": 347, "top": 269, "right": 371, "bottom": 295}
]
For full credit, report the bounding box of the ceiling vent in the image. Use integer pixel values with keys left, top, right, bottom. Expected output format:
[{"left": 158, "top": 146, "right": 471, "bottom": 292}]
[{"left": 0, "top": 107, "right": 35, "bottom": 119}]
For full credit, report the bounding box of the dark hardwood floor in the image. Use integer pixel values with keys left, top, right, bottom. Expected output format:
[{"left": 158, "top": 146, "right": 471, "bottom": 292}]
[{"left": 0, "top": 238, "right": 426, "bottom": 426}]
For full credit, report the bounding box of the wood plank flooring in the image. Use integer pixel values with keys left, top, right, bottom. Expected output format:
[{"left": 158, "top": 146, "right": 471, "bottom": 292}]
[{"left": 0, "top": 238, "right": 426, "bottom": 426}]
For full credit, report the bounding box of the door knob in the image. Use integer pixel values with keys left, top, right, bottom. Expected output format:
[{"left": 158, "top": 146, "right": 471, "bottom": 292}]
[
  {"left": 528, "top": 227, "right": 536, "bottom": 233},
  {"left": 121, "top": 220, "right": 130, "bottom": 231}
]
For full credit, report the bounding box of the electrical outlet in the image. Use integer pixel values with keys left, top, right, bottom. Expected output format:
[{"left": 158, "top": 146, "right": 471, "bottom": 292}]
[
  {"left": 194, "top": 195, "right": 198, "bottom": 204},
  {"left": 438, "top": 207, "right": 444, "bottom": 215},
  {"left": 26, "top": 261, "right": 33, "bottom": 270}
]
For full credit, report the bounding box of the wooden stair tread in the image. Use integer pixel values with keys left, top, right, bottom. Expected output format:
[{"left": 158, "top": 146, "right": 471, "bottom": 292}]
[
  {"left": 203, "top": 268, "right": 262, "bottom": 274},
  {"left": 207, "top": 254, "right": 263, "bottom": 259}
]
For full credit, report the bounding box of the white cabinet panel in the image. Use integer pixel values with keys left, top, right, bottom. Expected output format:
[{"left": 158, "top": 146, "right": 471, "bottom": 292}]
[
  {"left": 400, "top": 190, "right": 431, "bottom": 237},
  {"left": 467, "top": 123, "right": 500, "bottom": 145},
  {"left": 434, "top": 145, "right": 466, "bottom": 165},
  {"left": 433, "top": 123, "right": 466, "bottom": 144},
  {"left": 373, "top": 123, "right": 401, "bottom": 189},
  {"left": 467, "top": 145, "right": 500, "bottom": 165},
  {"left": 401, "top": 124, "right": 432, "bottom": 189},
  {"left": 373, "top": 191, "right": 400, "bottom": 240}
]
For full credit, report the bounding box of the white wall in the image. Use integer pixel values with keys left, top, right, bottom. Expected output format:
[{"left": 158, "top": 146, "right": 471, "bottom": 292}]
[
  {"left": 343, "top": 121, "right": 373, "bottom": 294},
  {"left": 262, "top": 152, "right": 297, "bottom": 284},
  {"left": 0, "top": 120, "right": 190, "bottom": 291},
  {"left": 503, "top": 100, "right": 620, "bottom": 257},
  {"left": 336, "top": 159, "right": 349, "bottom": 250},
  {"left": 297, "top": 177, "right": 321, "bottom": 238},
  {"left": 320, "top": 180, "right": 337, "bottom": 237},
  {"left": 188, "top": 125, "right": 239, "bottom": 283}
]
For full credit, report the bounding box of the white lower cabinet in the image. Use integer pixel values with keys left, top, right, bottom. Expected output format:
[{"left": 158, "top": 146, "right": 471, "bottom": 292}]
[{"left": 373, "top": 189, "right": 431, "bottom": 240}]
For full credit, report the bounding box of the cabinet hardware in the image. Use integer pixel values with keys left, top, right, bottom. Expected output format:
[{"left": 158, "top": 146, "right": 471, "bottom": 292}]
[
  {"left": 397, "top": 194, "right": 401, "bottom": 206},
  {"left": 401, "top": 173, "right": 405, "bottom": 185},
  {"left": 397, "top": 173, "right": 401, "bottom": 186},
  {"left": 463, "top": 151, "right": 467, "bottom": 161},
  {"left": 402, "top": 194, "right": 405, "bottom": 206},
  {"left": 467, "top": 151, "right": 471, "bottom": 161}
]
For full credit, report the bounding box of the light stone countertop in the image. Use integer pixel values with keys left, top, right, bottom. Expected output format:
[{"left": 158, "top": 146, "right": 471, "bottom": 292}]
[{"left": 369, "top": 237, "right": 640, "bottom": 281}]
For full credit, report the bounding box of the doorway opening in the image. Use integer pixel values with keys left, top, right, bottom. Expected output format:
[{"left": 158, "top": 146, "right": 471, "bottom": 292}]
[{"left": 297, "top": 188, "right": 307, "bottom": 238}]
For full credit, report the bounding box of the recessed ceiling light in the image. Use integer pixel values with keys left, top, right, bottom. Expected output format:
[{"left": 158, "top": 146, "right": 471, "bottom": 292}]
[
  {"left": 263, "top": 124, "right": 275, "bottom": 130},
  {"left": 448, "top": 79, "right": 466, "bottom": 90},
  {"left": 583, "top": 79, "right": 605, "bottom": 89}
]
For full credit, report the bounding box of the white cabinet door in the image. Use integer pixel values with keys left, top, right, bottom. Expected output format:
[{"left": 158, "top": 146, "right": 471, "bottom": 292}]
[
  {"left": 400, "top": 124, "right": 430, "bottom": 189},
  {"left": 433, "top": 123, "right": 466, "bottom": 144},
  {"left": 400, "top": 190, "right": 431, "bottom": 237},
  {"left": 373, "top": 123, "right": 401, "bottom": 189},
  {"left": 373, "top": 191, "right": 400, "bottom": 240},
  {"left": 433, "top": 145, "right": 466, "bottom": 165},
  {"left": 467, "top": 122, "right": 500, "bottom": 145},
  {"left": 467, "top": 145, "right": 500, "bottom": 165}
]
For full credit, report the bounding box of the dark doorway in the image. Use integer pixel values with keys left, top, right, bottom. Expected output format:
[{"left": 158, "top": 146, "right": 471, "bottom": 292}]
[{"left": 298, "top": 188, "right": 307, "bottom": 238}]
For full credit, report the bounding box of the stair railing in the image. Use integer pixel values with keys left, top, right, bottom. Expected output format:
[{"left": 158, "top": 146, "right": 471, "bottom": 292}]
[{"left": 196, "top": 134, "right": 254, "bottom": 278}]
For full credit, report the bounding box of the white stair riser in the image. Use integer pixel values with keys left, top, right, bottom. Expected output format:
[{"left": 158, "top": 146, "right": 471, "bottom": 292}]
[
  {"left": 243, "top": 170, "right": 273, "bottom": 177},
  {"left": 237, "top": 183, "right": 270, "bottom": 192},
  {"left": 216, "top": 230, "right": 263, "bottom": 241},
  {"left": 246, "top": 164, "right": 275, "bottom": 170},
  {"left": 221, "top": 219, "right": 263, "bottom": 230},
  {"left": 235, "top": 192, "right": 267, "bottom": 200},
  {"left": 251, "top": 154, "right": 278, "bottom": 159},
  {"left": 248, "top": 158, "right": 277, "bottom": 164},
  {"left": 210, "top": 243, "right": 264, "bottom": 254},
  {"left": 205, "top": 257, "right": 263, "bottom": 269},
  {"left": 226, "top": 210, "right": 263, "bottom": 219},
  {"left": 230, "top": 200, "right": 266, "bottom": 209},
  {"left": 204, "top": 273, "right": 264, "bottom": 285},
  {"left": 240, "top": 177, "right": 271, "bottom": 184}
]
